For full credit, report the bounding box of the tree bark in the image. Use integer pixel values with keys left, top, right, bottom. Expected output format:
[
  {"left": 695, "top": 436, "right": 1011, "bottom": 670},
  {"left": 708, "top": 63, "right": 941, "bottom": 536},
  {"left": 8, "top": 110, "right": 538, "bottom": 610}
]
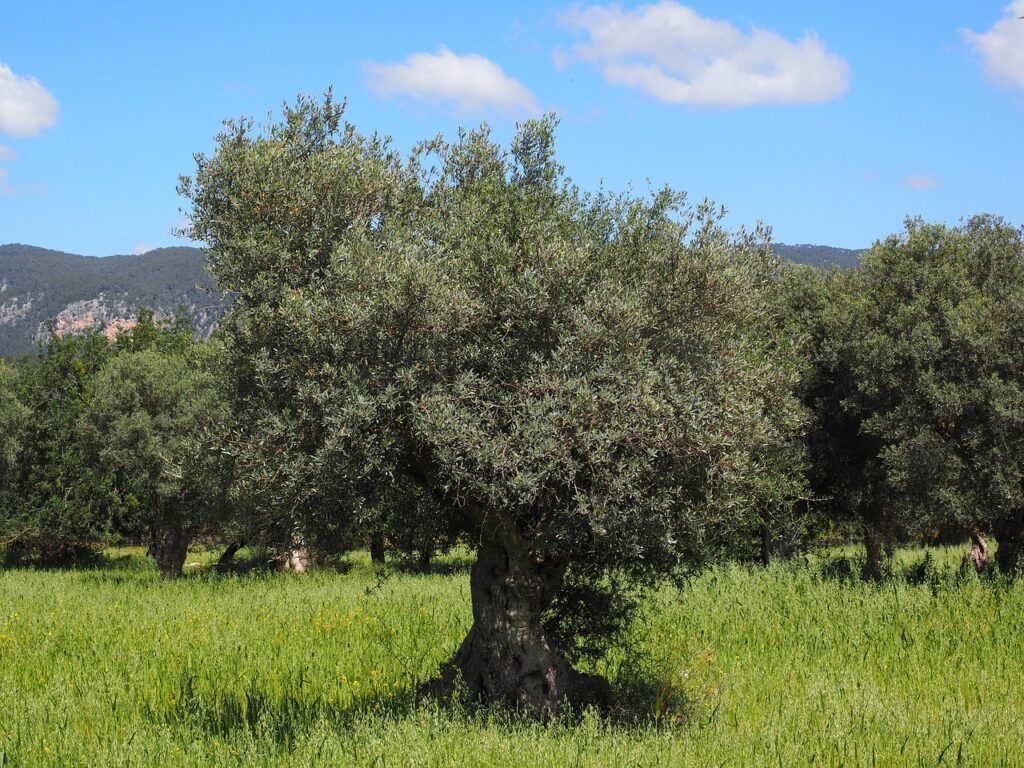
[
  {"left": 426, "top": 534, "right": 609, "bottom": 716},
  {"left": 964, "top": 526, "right": 989, "bottom": 573},
  {"left": 216, "top": 539, "right": 244, "bottom": 570},
  {"left": 862, "top": 522, "right": 889, "bottom": 581},
  {"left": 283, "top": 545, "right": 309, "bottom": 573},
  {"left": 417, "top": 547, "right": 432, "bottom": 572},
  {"left": 370, "top": 534, "right": 386, "bottom": 566},
  {"left": 151, "top": 513, "right": 188, "bottom": 579},
  {"left": 760, "top": 523, "right": 795, "bottom": 566}
]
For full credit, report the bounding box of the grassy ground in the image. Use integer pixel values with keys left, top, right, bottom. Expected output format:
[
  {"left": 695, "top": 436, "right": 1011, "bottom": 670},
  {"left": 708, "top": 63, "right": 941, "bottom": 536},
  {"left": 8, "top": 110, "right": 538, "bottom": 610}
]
[{"left": 1, "top": 546, "right": 1022, "bottom": 767}]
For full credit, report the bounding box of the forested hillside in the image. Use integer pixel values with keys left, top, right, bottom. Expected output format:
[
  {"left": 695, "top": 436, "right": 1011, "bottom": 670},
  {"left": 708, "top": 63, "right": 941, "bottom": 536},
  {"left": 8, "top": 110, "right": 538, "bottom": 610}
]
[
  {"left": 769, "top": 243, "right": 864, "bottom": 269},
  {"left": 0, "top": 244, "right": 222, "bottom": 356}
]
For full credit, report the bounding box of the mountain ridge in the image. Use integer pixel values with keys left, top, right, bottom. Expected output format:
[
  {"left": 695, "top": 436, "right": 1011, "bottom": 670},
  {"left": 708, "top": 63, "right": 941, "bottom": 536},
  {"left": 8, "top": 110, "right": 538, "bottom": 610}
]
[
  {"left": 0, "top": 241, "right": 865, "bottom": 357},
  {"left": 0, "top": 243, "right": 222, "bottom": 357}
]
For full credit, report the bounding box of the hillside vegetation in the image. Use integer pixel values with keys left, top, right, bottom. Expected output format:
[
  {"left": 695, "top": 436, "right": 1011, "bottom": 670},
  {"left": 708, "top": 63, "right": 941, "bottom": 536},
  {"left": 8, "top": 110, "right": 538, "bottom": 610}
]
[{"left": 0, "top": 245, "right": 222, "bottom": 356}]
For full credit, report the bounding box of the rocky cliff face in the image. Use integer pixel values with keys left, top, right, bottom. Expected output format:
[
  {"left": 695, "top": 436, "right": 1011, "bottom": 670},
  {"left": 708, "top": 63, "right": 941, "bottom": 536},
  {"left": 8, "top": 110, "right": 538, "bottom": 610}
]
[
  {"left": 35, "top": 294, "right": 221, "bottom": 344},
  {"left": 0, "top": 244, "right": 224, "bottom": 356}
]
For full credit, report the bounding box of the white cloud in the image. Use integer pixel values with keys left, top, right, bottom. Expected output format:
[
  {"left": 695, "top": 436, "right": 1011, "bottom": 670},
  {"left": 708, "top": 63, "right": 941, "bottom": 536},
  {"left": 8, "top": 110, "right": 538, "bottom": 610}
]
[
  {"left": 962, "top": 1, "right": 1024, "bottom": 91},
  {"left": 364, "top": 47, "right": 541, "bottom": 117},
  {"left": 560, "top": 2, "right": 849, "bottom": 107},
  {"left": 0, "top": 144, "right": 16, "bottom": 161},
  {"left": 0, "top": 62, "right": 59, "bottom": 137},
  {"left": 132, "top": 243, "right": 153, "bottom": 255},
  {"left": 903, "top": 175, "right": 942, "bottom": 191}
]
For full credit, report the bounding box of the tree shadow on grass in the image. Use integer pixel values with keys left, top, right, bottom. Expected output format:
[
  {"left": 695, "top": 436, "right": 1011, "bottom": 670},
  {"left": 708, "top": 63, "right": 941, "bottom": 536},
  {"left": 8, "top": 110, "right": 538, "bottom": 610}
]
[
  {"left": 148, "top": 666, "right": 708, "bottom": 745},
  {"left": 150, "top": 677, "right": 420, "bottom": 745},
  {"left": 389, "top": 559, "right": 473, "bottom": 577},
  {"left": 3, "top": 542, "right": 106, "bottom": 570},
  {"left": 206, "top": 552, "right": 352, "bottom": 578},
  {"left": 811, "top": 552, "right": 862, "bottom": 583}
]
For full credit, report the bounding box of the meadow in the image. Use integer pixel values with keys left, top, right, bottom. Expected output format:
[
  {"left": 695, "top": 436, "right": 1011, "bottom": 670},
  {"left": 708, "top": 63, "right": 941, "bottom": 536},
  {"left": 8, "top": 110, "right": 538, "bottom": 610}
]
[{"left": 1, "top": 546, "right": 1022, "bottom": 767}]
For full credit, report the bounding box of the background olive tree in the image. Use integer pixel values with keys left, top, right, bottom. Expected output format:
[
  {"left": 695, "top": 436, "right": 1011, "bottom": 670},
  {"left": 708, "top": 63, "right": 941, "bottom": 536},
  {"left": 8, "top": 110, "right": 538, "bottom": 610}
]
[
  {"left": 850, "top": 217, "right": 1024, "bottom": 572},
  {"left": 786, "top": 216, "right": 1024, "bottom": 577},
  {"left": 0, "top": 329, "right": 118, "bottom": 564},
  {"left": 79, "top": 338, "right": 231, "bottom": 578}
]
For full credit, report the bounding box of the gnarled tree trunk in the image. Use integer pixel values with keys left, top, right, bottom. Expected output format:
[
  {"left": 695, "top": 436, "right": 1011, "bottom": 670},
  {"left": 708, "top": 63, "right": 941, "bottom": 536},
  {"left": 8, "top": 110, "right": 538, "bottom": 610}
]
[
  {"left": 216, "top": 539, "right": 245, "bottom": 570},
  {"left": 370, "top": 534, "right": 386, "bottom": 566},
  {"left": 427, "top": 534, "right": 608, "bottom": 716},
  {"left": 151, "top": 513, "right": 188, "bottom": 579},
  {"left": 862, "top": 522, "right": 890, "bottom": 581},
  {"left": 964, "top": 526, "right": 989, "bottom": 573}
]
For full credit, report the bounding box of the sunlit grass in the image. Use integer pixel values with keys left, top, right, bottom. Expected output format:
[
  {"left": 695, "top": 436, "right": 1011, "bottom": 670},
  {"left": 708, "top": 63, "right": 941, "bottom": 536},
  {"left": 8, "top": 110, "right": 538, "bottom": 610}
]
[{"left": 1, "top": 545, "right": 1022, "bottom": 766}]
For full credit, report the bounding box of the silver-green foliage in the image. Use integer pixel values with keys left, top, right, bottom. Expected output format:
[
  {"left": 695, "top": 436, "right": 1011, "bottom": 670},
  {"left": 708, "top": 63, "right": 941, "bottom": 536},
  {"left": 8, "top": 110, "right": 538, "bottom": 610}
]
[
  {"left": 181, "top": 94, "right": 805, "bottom": 645},
  {"left": 79, "top": 345, "right": 230, "bottom": 570}
]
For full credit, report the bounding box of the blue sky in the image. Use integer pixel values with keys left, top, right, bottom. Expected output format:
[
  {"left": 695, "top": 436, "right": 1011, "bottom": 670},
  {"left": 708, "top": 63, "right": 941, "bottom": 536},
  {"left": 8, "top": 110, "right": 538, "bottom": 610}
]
[{"left": 0, "top": 0, "right": 1022, "bottom": 255}]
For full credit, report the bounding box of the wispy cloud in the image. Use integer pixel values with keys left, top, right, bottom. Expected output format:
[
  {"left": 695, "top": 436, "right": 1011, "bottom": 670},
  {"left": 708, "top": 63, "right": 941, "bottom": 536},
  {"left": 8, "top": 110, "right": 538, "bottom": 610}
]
[
  {"left": 132, "top": 243, "right": 153, "bottom": 255},
  {"left": 364, "top": 47, "right": 540, "bottom": 117},
  {"left": 0, "top": 167, "right": 12, "bottom": 195},
  {"left": 962, "top": 1, "right": 1024, "bottom": 91},
  {"left": 559, "top": 2, "right": 849, "bottom": 107},
  {"left": 903, "top": 175, "right": 942, "bottom": 191},
  {"left": 0, "top": 144, "right": 16, "bottom": 161},
  {"left": 0, "top": 62, "right": 59, "bottom": 137}
]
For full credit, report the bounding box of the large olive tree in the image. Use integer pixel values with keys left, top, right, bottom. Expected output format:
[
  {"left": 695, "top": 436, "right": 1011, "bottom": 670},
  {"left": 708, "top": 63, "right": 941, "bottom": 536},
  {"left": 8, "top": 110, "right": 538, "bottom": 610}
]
[{"left": 182, "top": 95, "right": 805, "bottom": 713}]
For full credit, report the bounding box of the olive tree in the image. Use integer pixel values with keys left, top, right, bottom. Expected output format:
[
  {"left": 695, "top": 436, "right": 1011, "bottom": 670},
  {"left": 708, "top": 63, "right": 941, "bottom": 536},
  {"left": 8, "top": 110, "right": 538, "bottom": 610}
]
[
  {"left": 1, "top": 330, "right": 117, "bottom": 564},
  {"left": 181, "top": 95, "right": 805, "bottom": 713},
  {"left": 779, "top": 263, "right": 896, "bottom": 577},
  {"left": 790, "top": 217, "right": 1024, "bottom": 577},
  {"left": 79, "top": 344, "right": 230, "bottom": 577},
  {"left": 847, "top": 217, "right": 1024, "bottom": 572}
]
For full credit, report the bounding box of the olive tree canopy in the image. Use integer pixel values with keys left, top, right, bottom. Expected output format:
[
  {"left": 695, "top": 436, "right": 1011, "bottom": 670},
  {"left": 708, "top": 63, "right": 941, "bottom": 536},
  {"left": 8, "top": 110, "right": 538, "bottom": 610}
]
[
  {"left": 181, "top": 94, "right": 805, "bottom": 713},
  {"left": 847, "top": 217, "right": 1024, "bottom": 571},
  {"left": 79, "top": 340, "right": 230, "bottom": 578}
]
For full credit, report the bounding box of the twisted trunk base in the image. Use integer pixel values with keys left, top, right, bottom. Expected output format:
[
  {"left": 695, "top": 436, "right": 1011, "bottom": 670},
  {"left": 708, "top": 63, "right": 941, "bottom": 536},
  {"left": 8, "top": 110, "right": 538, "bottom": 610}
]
[
  {"left": 964, "top": 527, "right": 989, "bottom": 573},
  {"left": 284, "top": 544, "right": 309, "bottom": 573},
  {"left": 425, "top": 538, "right": 608, "bottom": 716},
  {"left": 370, "top": 535, "right": 386, "bottom": 566},
  {"left": 151, "top": 514, "right": 188, "bottom": 579},
  {"left": 862, "top": 523, "right": 891, "bottom": 581}
]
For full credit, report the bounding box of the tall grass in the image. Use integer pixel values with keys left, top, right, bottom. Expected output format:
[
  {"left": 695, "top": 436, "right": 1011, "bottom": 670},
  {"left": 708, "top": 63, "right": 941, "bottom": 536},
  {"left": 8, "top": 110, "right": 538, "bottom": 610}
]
[{"left": 0, "top": 546, "right": 1021, "bottom": 766}]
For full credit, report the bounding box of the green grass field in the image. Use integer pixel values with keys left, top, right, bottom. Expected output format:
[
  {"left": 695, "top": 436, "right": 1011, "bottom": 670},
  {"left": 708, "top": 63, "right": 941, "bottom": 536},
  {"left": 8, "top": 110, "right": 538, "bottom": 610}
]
[{"left": 1, "top": 546, "right": 1022, "bottom": 767}]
